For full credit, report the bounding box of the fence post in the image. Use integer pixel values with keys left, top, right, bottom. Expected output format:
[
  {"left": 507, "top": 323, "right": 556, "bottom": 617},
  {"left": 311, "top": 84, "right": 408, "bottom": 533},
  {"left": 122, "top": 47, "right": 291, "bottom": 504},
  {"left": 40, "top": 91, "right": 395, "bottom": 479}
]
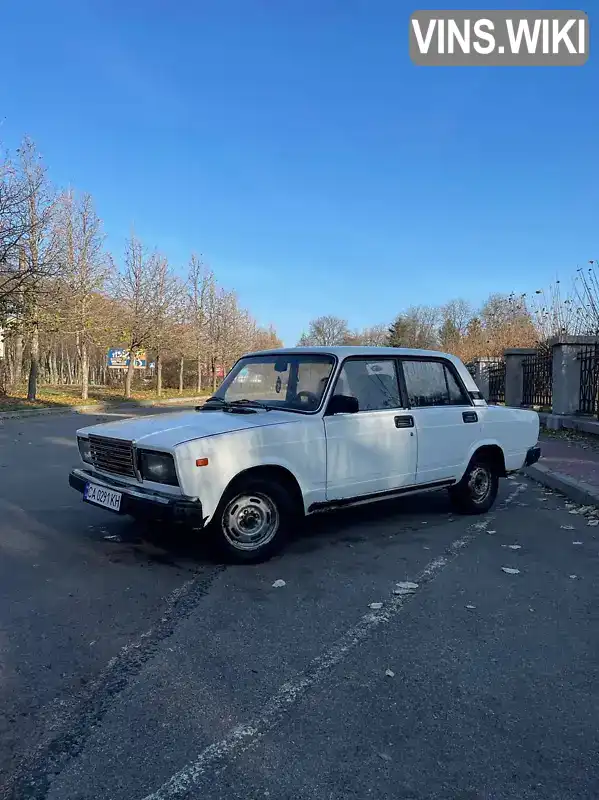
[
  {"left": 504, "top": 348, "right": 537, "bottom": 407},
  {"left": 550, "top": 335, "right": 598, "bottom": 416}
]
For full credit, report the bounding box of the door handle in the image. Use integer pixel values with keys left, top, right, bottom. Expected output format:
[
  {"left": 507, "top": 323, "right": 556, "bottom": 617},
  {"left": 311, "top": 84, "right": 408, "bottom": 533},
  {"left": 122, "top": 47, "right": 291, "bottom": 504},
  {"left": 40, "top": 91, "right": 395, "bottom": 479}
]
[
  {"left": 462, "top": 411, "right": 478, "bottom": 423},
  {"left": 394, "top": 415, "right": 414, "bottom": 428}
]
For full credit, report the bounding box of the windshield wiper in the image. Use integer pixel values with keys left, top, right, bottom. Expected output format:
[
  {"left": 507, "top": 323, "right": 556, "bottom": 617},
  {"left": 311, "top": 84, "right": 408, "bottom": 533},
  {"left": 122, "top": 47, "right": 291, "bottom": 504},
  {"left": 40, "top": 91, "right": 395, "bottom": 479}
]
[
  {"left": 197, "top": 397, "right": 272, "bottom": 414},
  {"left": 228, "top": 399, "right": 273, "bottom": 411},
  {"left": 196, "top": 396, "right": 227, "bottom": 411}
]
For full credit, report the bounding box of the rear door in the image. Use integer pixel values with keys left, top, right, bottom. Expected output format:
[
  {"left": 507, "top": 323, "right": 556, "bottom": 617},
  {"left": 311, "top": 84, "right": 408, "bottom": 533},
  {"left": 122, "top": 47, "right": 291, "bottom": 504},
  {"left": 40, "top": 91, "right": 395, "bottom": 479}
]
[
  {"left": 399, "top": 357, "right": 480, "bottom": 484},
  {"left": 324, "top": 357, "right": 417, "bottom": 500}
]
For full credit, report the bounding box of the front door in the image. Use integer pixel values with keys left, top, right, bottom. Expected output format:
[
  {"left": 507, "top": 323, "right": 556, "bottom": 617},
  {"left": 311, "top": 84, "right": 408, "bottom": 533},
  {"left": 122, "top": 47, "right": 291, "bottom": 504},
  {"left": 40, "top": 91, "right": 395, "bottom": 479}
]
[
  {"left": 400, "top": 357, "right": 481, "bottom": 483},
  {"left": 324, "top": 358, "right": 417, "bottom": 500}
]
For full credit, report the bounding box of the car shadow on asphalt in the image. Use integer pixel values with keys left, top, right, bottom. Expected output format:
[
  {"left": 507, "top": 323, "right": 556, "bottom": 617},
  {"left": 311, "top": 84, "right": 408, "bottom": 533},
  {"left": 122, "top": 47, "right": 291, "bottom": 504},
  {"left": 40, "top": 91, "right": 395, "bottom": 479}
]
[{"left": 95, "top": 489, "right": 456, "bottom": 569}]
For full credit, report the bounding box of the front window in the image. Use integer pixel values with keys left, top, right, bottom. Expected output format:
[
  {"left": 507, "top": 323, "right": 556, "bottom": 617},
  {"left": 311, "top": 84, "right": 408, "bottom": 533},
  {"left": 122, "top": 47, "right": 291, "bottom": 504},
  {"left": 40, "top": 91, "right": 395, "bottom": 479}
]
[{"left": 214, "top": 354, "right": 335, "bottom": 412}]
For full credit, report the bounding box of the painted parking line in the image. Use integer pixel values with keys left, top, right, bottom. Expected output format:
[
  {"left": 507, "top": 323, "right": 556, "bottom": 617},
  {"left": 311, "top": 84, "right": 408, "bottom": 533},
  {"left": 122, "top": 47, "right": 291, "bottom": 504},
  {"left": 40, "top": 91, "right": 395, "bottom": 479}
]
[{"left": 142, "top": 482, "right": 526, "bottom": 800}]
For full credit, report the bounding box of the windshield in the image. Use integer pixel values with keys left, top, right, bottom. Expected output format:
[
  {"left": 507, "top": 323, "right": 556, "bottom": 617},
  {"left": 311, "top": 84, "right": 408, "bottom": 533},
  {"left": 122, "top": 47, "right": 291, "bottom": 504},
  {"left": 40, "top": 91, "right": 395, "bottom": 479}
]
[{"left": 213, "top": 354, "right": 335, "bottom": 412}]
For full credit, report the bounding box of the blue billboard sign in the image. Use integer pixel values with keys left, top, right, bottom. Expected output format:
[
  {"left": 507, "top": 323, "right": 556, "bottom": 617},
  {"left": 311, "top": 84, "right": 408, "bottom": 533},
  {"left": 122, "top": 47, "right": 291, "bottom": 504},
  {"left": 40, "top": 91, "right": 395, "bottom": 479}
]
[{"left": 108, "top": 348, "right": 147, "bottom": 369}]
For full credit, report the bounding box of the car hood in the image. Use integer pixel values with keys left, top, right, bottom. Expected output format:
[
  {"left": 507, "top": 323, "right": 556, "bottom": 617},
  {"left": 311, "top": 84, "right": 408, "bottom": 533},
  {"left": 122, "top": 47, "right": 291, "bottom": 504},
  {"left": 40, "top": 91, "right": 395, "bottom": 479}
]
[{"left": 77, "top": 408, "right": 300, "bottom": 449}]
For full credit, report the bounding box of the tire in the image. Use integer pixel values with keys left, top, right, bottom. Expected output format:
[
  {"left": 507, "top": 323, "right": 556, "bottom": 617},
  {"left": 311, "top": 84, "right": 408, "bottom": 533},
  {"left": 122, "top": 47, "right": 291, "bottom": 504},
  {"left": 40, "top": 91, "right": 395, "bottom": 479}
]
[
  {"left": 449, "top": 456, "right": 499, "bottom": 515},
  {"left": 209, "top": 477, "right": 296, "bottom": 563}
]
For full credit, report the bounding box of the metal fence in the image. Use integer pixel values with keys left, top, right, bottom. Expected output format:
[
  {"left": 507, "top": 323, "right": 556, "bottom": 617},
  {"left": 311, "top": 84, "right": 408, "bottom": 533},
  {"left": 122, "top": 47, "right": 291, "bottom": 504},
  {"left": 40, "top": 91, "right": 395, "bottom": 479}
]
[
  {"left": 522, "top": 350, "right": 553, "bottom": 408},
  {"left": 578, "top": 343, "right": 599, "bottom": 417},
  {"left": 487, "top": 361, "right": 506, "bottom": 404}
]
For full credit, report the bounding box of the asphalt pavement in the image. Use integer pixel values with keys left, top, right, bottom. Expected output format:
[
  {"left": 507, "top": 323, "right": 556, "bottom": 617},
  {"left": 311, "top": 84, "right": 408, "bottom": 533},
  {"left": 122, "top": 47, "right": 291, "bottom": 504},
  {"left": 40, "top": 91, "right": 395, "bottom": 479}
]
[{"left": 1, "top": 409, "right": 598, "bottom": 800}]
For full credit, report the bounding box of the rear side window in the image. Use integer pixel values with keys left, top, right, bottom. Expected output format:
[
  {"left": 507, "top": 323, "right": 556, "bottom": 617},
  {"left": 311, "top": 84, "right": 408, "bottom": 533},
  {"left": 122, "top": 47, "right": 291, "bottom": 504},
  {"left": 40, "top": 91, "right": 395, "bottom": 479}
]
[
  {"left": 402, "top": 360, "right": 470, "bottom": 407},
  {"left": 334, "top": 359, "right": 401, "bottom": 411}
]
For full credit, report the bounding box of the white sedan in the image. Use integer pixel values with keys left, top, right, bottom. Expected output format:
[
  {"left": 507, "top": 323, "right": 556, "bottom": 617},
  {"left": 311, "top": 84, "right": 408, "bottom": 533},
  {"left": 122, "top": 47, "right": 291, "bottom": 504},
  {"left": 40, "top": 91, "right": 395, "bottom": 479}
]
[{"left": 70, "top": 346, "right": 540, "bottom": 562}]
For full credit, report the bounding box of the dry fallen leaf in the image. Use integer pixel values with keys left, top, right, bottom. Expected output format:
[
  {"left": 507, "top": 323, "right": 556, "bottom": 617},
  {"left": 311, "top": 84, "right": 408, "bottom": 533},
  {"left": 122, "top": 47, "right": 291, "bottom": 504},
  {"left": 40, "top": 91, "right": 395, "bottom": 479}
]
[
  {"left": 587, "top": 519, "right": 599, "bottom": 527},
  {"left": 465, "top": 604, "right": 476, "bottom": 610},
  {"left": 502, "top": 567, "right": 520, "bottom": 575},
  {"left": 507, "top": 544, "right": 522, "bottom": 550},
  {"left": 569, "top": 574, "right": 578, "bottom": 579},
  {"left": 396, "top": 581, "right": 419, "bottom": 590},
  {"left": 369, "top": 602, "right": 383, "bottom": 610},
  {"left": 272, "top": 579, "right": 286, "bottom": 588},
  {"left": 560, "top": 525, "right": 575, "bottom": 530},
  {"left": 572, "top": 541, "right": 583, "bottom": 545},
  {"left": 385, "top": 669, "right": 395, "bottom": 677}
]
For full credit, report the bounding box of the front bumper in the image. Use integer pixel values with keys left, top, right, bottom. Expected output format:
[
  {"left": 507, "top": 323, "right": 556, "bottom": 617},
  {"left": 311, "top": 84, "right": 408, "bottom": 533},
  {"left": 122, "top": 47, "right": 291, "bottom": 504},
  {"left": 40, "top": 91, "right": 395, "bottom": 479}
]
[
  {"left": 69, "top": 468, "right": 205, "bottom": 525},
  {"left": 525, "top": 445, "right": 541, "bottom": 467}
]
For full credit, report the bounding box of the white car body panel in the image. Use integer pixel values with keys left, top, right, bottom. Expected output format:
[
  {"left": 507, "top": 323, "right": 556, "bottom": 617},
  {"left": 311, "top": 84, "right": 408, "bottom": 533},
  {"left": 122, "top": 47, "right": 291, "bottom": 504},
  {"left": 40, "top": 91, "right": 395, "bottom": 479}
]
[
  {"left": 410, "top": 406, "right": 482, "bottom": 484},
  {"left": 324, "top": 408, "right": 417, "bottom": 499},
  {"left": 473, "top": 404, "right": 540, "bottom": 472},
  {"left": 77, "top": 408, "right": 296, "bottom": 449},
  {"left": 173, "top": 416, "right": 327, "bottom": 519},
  {"left": 73, "top": 346, "right": 540, "bottom": 525}
]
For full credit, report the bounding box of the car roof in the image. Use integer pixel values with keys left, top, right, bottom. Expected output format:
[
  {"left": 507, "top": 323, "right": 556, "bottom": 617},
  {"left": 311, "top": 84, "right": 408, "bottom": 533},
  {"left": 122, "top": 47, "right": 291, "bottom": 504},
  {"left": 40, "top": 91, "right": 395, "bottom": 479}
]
[{"left": 244, "top": 345, "right": 460, "bottom": 361}]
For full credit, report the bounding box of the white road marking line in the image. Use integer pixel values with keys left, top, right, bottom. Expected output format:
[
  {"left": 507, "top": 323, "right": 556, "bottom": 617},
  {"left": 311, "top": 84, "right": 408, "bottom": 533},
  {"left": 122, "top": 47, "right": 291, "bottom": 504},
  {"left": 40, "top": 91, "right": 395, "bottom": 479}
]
[{"left": 142, "top": 482, "right": 526, "bottom": 800}]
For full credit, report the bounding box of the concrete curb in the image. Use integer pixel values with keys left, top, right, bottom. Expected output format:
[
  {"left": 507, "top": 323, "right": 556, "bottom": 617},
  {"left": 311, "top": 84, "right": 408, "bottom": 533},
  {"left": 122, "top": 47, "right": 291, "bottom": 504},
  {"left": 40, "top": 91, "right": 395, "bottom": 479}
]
[
  {"left": 0, "top": 396, "right": 205, "bottom": 421},
  {"left": 524, "top": 462, "right": 599, "bottom": 507},
  {"left": 539, "top": 412, "right": 599, "bottom": 436}
]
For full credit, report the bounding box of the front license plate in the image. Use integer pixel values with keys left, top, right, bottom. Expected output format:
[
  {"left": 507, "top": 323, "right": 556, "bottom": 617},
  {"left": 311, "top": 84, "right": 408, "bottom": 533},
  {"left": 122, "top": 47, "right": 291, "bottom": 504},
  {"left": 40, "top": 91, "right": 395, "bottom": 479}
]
[{"left": 84, "top": 482, "right": 122, "bottom": 512}]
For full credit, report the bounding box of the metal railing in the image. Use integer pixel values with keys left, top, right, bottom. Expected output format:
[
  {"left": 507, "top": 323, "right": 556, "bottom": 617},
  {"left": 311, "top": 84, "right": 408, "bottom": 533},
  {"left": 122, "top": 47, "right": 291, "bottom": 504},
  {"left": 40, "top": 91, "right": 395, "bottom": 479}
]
[
  {"left": 487, "top": 361, "right": 505, "bottom": 404},
  {"left": 522, "top": 350, "right": 552, "bottom": 408},
  {"left": 578, "top": 343, "right": 599, "bottom": 417}
]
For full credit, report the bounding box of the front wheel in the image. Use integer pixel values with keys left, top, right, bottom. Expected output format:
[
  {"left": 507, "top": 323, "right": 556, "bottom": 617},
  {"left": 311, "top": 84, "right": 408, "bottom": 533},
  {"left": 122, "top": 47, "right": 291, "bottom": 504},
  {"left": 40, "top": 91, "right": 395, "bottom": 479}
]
[
  {"left": 449, "top": 457, "right": 499, "bottom": 514},
  {"left": 210, "top": 477, "right": 295, "bottom": 563}
]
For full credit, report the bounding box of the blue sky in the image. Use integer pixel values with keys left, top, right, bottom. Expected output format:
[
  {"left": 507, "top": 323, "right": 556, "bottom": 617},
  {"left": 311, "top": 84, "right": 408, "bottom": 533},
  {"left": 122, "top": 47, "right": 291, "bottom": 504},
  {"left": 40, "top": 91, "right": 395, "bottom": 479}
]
[{"left": 1, "top": 1, "right": 597, "bottom": 345}]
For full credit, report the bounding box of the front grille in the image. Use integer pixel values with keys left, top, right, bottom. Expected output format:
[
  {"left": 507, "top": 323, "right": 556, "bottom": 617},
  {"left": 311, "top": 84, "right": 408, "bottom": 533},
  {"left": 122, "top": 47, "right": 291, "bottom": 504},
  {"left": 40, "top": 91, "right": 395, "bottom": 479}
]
[{"left": 89, "top": 435, "right": 136, "bottom": 478}]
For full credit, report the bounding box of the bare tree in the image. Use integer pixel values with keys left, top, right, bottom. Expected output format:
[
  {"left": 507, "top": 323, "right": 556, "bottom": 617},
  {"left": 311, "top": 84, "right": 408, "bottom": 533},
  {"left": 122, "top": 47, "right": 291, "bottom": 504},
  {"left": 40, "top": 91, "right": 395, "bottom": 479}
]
[
  {"left": 388, "top": 306, "right": 439, "bottom": 349},
  {"left": 116, "top": 234, "right": 168, "bottom": 398},
  {"left": 0, "top": 144, "right": 35, "bottom": 313},
  {"left": 148, "top": 257, "right": 183, "bottom": 397},
  {"left": 56, "top": 190, "right": 112, "bottom": 399},
  {"left": 252, "top": 324, "right": 282, "bottom": 351},
  {"left": 480, "top": 293, "right": 537, "bottom": 355},
  {"left": 526, "top": 279, "right": 582, "bottom": 341},
  {"left": 298, "top": 315, "right": 349, "bottom": 346},
  {"left": 187, "top": 254, "right": 214, "bottom": 393},
  {"left": 570, "top": 261, "right": 599, "bottom": 336},
  {"left": 438, "top": 299, "right": 472, "bottom": 356},
  {"left": 17, "top": 139, "right": 60, "bottom": 400}
]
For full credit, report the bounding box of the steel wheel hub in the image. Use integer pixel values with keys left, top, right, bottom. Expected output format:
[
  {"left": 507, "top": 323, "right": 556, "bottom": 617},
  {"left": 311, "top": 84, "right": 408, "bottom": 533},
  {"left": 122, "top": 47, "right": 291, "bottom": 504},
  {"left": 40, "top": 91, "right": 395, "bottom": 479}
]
[
  {"left": 222, "top": 493, "right": 279, "bottom": 551},
  {"left": 469, "top": 466, "right": 491, "bottom": 502}
]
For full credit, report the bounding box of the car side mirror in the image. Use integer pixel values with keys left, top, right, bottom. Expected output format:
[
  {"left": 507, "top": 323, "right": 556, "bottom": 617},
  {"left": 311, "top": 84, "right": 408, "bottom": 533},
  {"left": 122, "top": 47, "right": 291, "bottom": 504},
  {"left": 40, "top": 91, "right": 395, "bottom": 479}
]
[{"left": 327, "top": 394, "right": 359, "bottom": 415}]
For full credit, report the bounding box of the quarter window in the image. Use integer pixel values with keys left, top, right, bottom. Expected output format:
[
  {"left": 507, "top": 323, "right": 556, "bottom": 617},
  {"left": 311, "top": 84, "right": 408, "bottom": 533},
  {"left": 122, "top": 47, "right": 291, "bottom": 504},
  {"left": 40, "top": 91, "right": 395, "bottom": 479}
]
[
  {"left": 333, "top": 359, "right": 401, "bottom": 411},
  {"left": 402, "top": 360, "right": 470, "bottom": 407}
]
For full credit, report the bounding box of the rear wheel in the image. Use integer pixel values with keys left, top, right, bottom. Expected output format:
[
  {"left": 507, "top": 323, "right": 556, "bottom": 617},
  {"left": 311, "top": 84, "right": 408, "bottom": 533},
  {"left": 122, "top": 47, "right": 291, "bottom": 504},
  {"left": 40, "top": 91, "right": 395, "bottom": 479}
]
[
  {"left": 210, "top": 477, "right": 296, "bottom": 563},
  {"left": 449, "top": 456, "right": 499, "bottom": 514}
]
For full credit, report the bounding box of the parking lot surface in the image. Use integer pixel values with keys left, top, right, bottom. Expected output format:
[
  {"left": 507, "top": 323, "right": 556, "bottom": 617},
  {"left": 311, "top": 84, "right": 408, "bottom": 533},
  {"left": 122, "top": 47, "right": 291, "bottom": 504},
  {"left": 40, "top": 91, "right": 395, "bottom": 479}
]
[{"left": 1, "top": 409, "right": 598, "bottom": 800}]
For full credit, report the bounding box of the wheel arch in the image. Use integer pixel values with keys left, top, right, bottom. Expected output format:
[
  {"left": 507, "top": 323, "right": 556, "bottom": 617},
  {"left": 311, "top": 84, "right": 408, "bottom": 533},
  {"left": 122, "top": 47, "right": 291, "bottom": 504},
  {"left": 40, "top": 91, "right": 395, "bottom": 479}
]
[
  {"left": 219, "top": 464, "right": 306, "bottom": 517},
  {"left": 467, "top": 442, "right": 507, "bottom": 478}
]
